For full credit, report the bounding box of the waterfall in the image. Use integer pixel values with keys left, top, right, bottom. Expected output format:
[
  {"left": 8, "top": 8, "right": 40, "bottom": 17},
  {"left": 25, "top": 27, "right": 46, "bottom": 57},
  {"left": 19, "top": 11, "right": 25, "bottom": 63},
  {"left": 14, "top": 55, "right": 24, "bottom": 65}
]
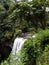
[
  {"left": 12, "top": 37, "right": 27, "bottom": 55},
  {"left": 12, "top": 35, "right": 35, "bottom": 55},
  {"left": 10, "top": 35, "right": 35, "bottom": 65}
]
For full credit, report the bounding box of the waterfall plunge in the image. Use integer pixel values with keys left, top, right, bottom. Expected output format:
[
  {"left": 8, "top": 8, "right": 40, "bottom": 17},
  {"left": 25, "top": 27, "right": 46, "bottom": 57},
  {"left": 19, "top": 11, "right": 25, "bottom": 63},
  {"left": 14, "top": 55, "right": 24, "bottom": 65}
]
[
  {"left": 12, "top": 35, "right": 35, "bottom": 55},
  {"left": 12, "top": 37, "right": 27, "bottom": 55},
  {"left": 11, "top": 35, "right": 35, "bottom": 64}
]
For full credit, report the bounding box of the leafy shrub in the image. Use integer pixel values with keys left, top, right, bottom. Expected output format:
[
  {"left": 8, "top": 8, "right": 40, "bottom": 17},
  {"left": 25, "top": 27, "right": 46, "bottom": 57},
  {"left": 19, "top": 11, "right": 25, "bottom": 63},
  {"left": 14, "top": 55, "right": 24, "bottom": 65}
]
[
  {"left": 37, "top": 45, "right": 49, "bottom": 65},
  {"left": 21, "top": 29, "right": 49, "bottom": 65}
]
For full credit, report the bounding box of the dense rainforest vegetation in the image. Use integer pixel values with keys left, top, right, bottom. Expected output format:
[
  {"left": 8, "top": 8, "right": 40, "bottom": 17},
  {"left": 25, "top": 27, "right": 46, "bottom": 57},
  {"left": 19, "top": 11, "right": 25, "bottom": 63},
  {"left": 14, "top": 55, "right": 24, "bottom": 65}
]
[{"left": 0, "top": 0, "right": 49, "bottom": 65}]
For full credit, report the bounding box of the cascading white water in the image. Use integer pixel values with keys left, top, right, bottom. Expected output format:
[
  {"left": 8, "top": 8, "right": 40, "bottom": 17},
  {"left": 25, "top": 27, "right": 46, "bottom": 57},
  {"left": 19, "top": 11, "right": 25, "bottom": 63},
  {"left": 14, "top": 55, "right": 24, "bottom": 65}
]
[
  {"left": 10, "top": 35, "right": 35, "bottom": 64},
  {"left": 12, "top": 35, "right": 35, "bottom": 55},
  {"left": 12, "top": 37, "right": 27, "bottom": 55}
]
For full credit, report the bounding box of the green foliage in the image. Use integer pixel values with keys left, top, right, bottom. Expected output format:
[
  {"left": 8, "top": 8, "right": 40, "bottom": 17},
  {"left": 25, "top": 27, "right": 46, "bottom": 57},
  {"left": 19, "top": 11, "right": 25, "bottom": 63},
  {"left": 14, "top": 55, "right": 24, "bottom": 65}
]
[
  {"left": 37, "top": 45, "right": 49, "bottom": 65},
  {"left": 0, "top": 0, "right": 12, "bottom": 4},
  {"left": 8, "top": 1, "right": 47, "bottom": 31},
  {"left": 0, "top": 0, "right": 48, "bottom": 44},
  {"left": 0, "top": 5, "right": 6, "bottom": 20},
  {"left": 21, "top": 29, "right": 49, "bottom": 65},
  {"left": 1, "top": 29, "right": 49, "bottom": 65},
  {"left": 0, "top": 1, "right": 49, "bottom": 64}
]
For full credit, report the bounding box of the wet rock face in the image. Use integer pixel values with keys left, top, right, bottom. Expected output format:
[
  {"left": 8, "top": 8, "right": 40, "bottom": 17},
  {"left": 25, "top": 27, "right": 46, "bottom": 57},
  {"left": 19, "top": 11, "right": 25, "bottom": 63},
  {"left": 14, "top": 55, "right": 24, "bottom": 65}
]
[{"left": 0, "top": 45, "right": 12, "bottom": 62}]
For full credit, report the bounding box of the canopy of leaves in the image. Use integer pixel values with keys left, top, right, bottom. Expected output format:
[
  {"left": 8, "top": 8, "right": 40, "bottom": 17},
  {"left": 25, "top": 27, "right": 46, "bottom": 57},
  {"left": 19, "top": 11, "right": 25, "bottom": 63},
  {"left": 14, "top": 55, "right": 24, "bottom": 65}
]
[{"left": 0, "top": 1, "right": 49, "bottom": 44}]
